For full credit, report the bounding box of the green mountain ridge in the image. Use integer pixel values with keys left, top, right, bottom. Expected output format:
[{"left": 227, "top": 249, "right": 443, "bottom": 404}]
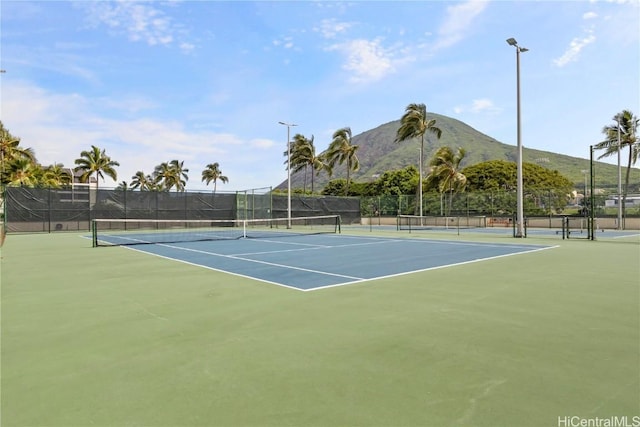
[{"left": 279, "top": 112, "right": 639, "bottom": 191}]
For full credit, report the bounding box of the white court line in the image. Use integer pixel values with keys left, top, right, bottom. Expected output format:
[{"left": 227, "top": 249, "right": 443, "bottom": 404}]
[
  {"left": 233, "top": 237, "right": 400, "bottom": 256},
  {"left": 313, "top": 233, "right": 550, "bottom": 250},
  {"left": 156, "top": 243, "right": 364, "bottom": 281},
  {"left": 118, "top": 245, "right": 306, "bottom": 292},
  {"left": 303, "top": 244, "right": 559, "bottom": 292},
  {"left": 249, "top": 238, "right": 333, "bottom": 248},
  {"left": 611, "top": 233, "right": 640, "bottom": 239}
]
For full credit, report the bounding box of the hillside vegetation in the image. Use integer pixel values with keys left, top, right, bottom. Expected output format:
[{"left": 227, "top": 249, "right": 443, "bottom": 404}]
[{"left": 281, "top": 113, "right": 639, "bottom": 191}]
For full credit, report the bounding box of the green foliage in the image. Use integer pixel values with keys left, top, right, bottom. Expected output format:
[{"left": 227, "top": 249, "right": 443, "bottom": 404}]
[
  {"left": 462, "top": 160, "right": 573, "bottom": 193},
  {"left": 152, "top": 160, "right": 189, "bottom": 192},
  {"left": 369, "top": 166, "right": 419, "bottom": 196}
]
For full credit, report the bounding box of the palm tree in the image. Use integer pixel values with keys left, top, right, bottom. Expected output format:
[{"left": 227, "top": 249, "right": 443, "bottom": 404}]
[
  {"left": 116, "top": 181, "right": 129, "bottom": 191},
  {"left": 287, "top": 134, "right": 311, "bottom": 192},
  {"left": 42, "top": 163, "right": 72, "bottom": 188},
  {"left": 395, "top": 103, "right": 442, "bottom": 216},
  {"left": 287, "top": 134, "right": 329, "bottom": 194},
  {"left": 326, "top": 127, "right": 359, "bottom": 196},
  {"left": 201, "top": 162, "right": 229, "bottom": 193},
  {"left": 130, "top": 171, "right": 155, "bottom": 191},
  {"left": 6, "top": 158, "right": 41, "bottom": 187},
  {"left": 1, "top": 122, "right": 35, "bottom": 184},
  {"left": 426, "top": 146, "right": 467, "bottom": 216},
  {"left": 73, "top": 145, "right": 119, "bottom": 190},
  {"left": 153, "top": 162, "right": 173, "bottom": 191},
  {"left": 153, "top": 160, "right": 189, "bottom": 192},
  {"left": 170, "top": 160, "right": 189, "bottom": 192},
  {"left": 593, "top": 110, "right": 639, "bottom": 217}
]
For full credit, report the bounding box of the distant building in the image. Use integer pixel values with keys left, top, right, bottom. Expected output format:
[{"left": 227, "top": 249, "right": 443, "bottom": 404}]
[{"left": 605, "top": 195, "right": 640, "bottom": 208}]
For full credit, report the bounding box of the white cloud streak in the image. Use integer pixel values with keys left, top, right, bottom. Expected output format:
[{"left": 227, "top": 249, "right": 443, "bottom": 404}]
[
  {"left": 314, "top": 18, "right": 353, "bottom": 39},
  {"left": 553, "top": 29, "right": 596, "bottom": 67},
  {"left": 433, "top": 0, "right": 489, "bottom": 50},
  {"left": 79, "top": 1, "right": 192, "bottom": 52},
  {"left": 453, "top": 99, "right": 501, "bottom": 115}
]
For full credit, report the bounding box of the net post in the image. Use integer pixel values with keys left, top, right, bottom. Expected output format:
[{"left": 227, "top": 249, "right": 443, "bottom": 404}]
[
  {"left": 91, "top": 220, "right": 97, "bottom": 247},
  {"left": 589, "top": 145, "right": 596, "bottom": 241},
  {"left": 337, "top": 215, "right": 341, "bottom": 234}
]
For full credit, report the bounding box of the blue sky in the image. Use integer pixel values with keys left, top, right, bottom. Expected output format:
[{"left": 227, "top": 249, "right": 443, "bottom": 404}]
[{"left": 1, "top": 0, "right": 639, "bottom": 191}]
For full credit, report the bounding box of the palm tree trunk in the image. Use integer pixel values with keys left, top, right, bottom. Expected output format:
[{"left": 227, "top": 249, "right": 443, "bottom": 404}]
[
  {"left": 419, "top": 135, "right": 424, "bottom": 217},
  {"left": 311, "top": 169, "right": 315, "bottom": 194},
  {"left": 623, "top": 147, "right": 633, "bottom": 222},
  {"left": 345, "top": 159, "right": 350, "bottom": 196},
  {"left": 303, "top": 165, "right": 308, "bottom": 193}
]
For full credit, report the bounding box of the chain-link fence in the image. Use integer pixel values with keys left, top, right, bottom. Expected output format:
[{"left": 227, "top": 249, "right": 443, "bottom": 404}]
[
  {"left": 362, "top": 187, "right": 639, "bottom": 230},
  {"left": 2, "top": 186, "right": 362, "bottom": 233}
]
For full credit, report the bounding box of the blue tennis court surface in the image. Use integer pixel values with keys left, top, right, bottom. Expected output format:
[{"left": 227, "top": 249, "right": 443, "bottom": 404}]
[{"left": 114, "top": 234, "right": 554, "bottom": 291}]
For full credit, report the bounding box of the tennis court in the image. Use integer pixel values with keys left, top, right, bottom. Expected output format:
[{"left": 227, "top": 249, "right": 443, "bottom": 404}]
[
  {"left": 105, "top": 233, "right": 553, "bottom": 291},
  {"left": 2, "top": 227, "right": 638, "bottom": 427}
]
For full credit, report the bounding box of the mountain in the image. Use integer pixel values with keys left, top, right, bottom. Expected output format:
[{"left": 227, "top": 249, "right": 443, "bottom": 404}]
[{"left": 278, "top": 112, "right": 639, "bottom": 191}]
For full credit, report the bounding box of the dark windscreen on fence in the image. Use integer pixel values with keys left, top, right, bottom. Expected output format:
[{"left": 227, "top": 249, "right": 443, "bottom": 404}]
[{"left": 3, "top": 187, "right": 361, "bottom": 233}]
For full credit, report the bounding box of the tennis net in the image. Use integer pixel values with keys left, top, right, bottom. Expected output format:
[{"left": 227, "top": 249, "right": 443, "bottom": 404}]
[
  {"left": 92, "top": 215, "right": 341, "bottom": 247},
  {"left": 397, "top": 215, "right": 487, "bottom": 231}
]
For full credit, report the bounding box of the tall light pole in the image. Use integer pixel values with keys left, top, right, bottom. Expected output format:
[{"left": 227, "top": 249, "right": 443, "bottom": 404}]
[
  {"left": 507, "top": 37, "right": 528, "bottom": 238},
  {"left": 616, "top": 116, "right": 622, "bottom": 230},
  {"left": 278, "top": 121, "right": 297, "bottom": 228}
]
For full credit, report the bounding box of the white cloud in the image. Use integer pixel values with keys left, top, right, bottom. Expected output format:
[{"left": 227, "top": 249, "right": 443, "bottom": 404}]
[
  {"left": 453, "top": 98, "right": 501, "bottom": 115},
  {"left": 2, "top": 81, "right": 274, "bottom": 190},
  {"left": 314, "top": 18, "right": 353, "bottom": 39},
  {"left": 326, "top": 38, "right": 395, "bottom": 84},
  {"left": 79, "top": 1, "right": 191, "bottom": 50},
  {"left": 583, "top": 11, "right": 598, "bottom": 19},
  {"left": 251, "top": 138, "right": 275, "bottom": 149},
  {"left": 273, "top": 36, "right": 295, "bottom": 50},
  {"left": 433, "top": 0, "right": 489, "bottom": 50},
  {"left": 553, "top": 29, "right": 596, "bottom": 67},
  {"left": 470, "top": 99, "right": 500, "bottom": 113}
]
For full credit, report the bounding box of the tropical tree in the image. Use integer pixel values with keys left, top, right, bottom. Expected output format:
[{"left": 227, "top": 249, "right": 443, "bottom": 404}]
[
  {"left": 42, "top": 163, "right": 72, "bottom": 188},
  {"left": 116, "top": 181, "right": 129, "bottom": 191},
  {"left": 287, "top": 134, "right": 330, "bottom": 193},
  {"left": 153, "top": 160, "right": 189, "bottom": 192},
  {"left": 395, "top": 103, "right": 442, "bottom": 216},
  {"left": 5, "top": 158, "right": 41, "bottom": 187},
  {"left": 325, "top": 127, "right": 359, "bottom": 196},
  {"left": 1, "top": 122, "right": 35, "bottom": 184},
  {"left": 201, "top": 162, "right": 229, "bottom": 193},
  {"left": 426, "top": 146, "right": 467, "bottom": 216},
  {"left": 593, "top": 110, "right": 639, "bottom": 216},
  {"left": 371, "top": 165, "right": 419, "bottom": 196},
  {"left": 130, "top": 171, "right": 156, "bottom": 191},
  {"left": 170, "top": 160, "right": 189, "bottom": 191},
  {"left": 73, "top": 145, "right": 119, "bottom": 190},
  {"left": 153, "top": 162, "right": 173, "bottom": 191}
]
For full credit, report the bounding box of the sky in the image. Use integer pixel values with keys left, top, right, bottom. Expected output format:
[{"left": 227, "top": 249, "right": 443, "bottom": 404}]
[{"left": 1, "top": 0, "right": 639, "bottom": 192}]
